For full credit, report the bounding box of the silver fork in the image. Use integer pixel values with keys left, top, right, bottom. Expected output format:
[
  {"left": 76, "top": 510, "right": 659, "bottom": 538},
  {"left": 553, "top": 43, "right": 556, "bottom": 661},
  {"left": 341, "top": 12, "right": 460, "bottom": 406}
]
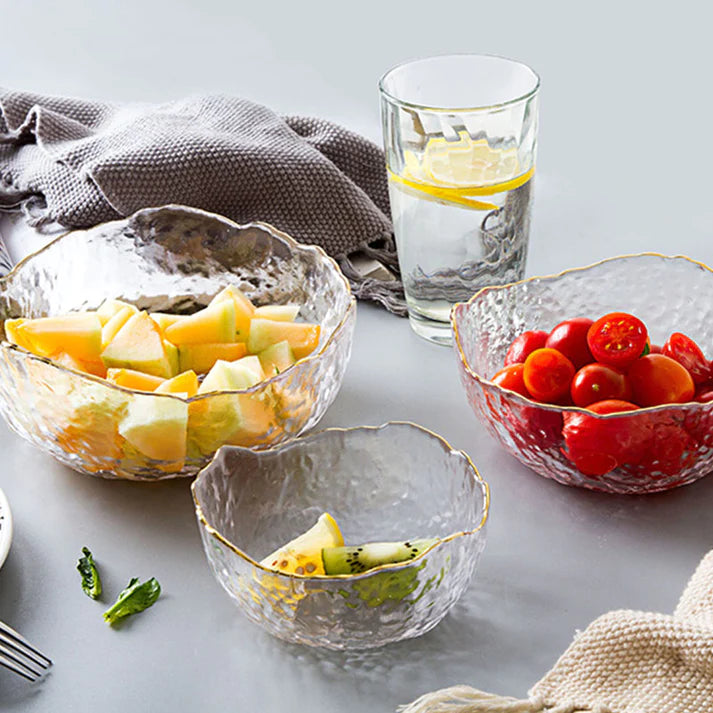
[{"left": 0, "top": 620, "right": 52, "bottom": 682}]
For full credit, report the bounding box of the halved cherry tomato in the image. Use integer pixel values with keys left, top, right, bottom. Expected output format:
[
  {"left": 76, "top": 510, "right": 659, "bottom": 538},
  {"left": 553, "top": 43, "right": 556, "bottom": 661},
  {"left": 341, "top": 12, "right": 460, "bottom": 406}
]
[
  {"left": 570, "top": 363, "right": 632, "bottom": 407},
  {"left": 662, "top": 332, "right": 711, "bottom": 384},
  {"left": 545, "top": 318, "right": 594, "bottom": 369},
  {"left": 492, "top": 364, "right": 530, "bottom": 398},
  {"left": 628, "top": 354, "right": 695, "bottom": 406},
  {"left": 523, "top": 348, "right": 575, "bottom": 403},
  {"left": 504, "top": 330, "right": 549, "bottom": 366},
  {"left": 587, "top": 312, "right": 648, "bottom": 368},
  {"left": 562, "top": 399, "right": 644, "bottom": 476}
]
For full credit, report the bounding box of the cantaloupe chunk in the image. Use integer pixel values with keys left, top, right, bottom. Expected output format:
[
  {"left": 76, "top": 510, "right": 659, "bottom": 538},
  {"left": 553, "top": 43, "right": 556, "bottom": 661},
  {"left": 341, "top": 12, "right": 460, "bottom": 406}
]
[
  {"left": 107, "top": 368, "right": 167, "bottom": 392},
  {"left": 96, "top": 299, "right": 138, "bottom": 326},
  {"left": 164, "top": 340, "right": 179, "bottom": 376},
  {"left": 177, "top": 342, "right": 246, "bottom": 374},
  {"left": 164, "top": 299, "right": 236, "bottom": 345},
  {"left": 51, "top": 350, "right": 107, "bottom": 377},
  {"left": 119, "top": 395, "right": 187, "bottom": 463},
  {"left": 101, "top": 311, "right": 177, "bottom": 378},
  {"left": 247, "top": 319, "right": 320, "bottom": 360},
  {"left": 5, "top": 318, "right": 35, "bottom": 351},
  {"left": 101, "top": 306, "right": 134, "bottom": 348},
  {"left": 19, "top": 312, "right": 103, "bottom": 362},
  {"left": 253, "top": 305, "right": 300, "bottom": 322},
  {"left": 258, "top": 340, "right": 296, "bottom": 377},
  {"left": 198, "top": 357, "right": 264, "bottom": 394},
  {"left": 155, "top": 370, "right": 199, "bottom": 397},
  {"left": 210, "top": 286, "right": 255, "bottom": 342},
  {"left": 150, "top": 312, "right": 186, "bottom": 333}
]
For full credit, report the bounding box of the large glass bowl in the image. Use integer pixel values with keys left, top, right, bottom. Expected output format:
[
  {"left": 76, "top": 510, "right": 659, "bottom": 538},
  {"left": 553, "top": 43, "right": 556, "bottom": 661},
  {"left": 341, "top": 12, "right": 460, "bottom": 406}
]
[
  {"left": 191, "top": 422, "right": 489, "bottom": 649},
  {"left": 452, "top": 254, "right": 713, "bottom": 494},
  {"left": 0, "top": 205, "right": 355, "bottom": 480}
]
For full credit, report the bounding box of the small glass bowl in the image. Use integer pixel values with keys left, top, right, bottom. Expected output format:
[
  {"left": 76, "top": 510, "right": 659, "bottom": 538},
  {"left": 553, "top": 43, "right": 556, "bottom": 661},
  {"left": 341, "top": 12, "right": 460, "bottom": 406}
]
[
  {"left": 0, "top": 205, "right": 355, "bottom": 480},
  {"left": 452, "top": 253, "right": 713, "bottom": 494},
  {"left": 191, "top": 422, "right": 489, "bottom": 650}
]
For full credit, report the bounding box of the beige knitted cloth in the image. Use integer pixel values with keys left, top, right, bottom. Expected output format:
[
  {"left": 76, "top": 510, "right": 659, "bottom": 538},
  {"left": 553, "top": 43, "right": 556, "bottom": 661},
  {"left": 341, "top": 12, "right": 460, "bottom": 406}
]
[{"left": 402, "top": 550, "right": 713, "bottom": 713}]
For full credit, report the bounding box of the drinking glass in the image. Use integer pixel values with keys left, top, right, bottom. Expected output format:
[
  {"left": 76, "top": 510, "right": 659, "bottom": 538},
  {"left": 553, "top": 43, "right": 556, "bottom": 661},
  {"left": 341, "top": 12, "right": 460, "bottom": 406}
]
[{"left": 379, "top": 54, "right": 540, "bottom": 345}]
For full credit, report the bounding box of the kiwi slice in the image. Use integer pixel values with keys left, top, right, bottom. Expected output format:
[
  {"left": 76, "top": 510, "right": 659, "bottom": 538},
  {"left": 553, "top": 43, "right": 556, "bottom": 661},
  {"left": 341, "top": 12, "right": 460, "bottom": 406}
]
[{"left": 321, "top": 538, "right": 437, "bottom": 575}]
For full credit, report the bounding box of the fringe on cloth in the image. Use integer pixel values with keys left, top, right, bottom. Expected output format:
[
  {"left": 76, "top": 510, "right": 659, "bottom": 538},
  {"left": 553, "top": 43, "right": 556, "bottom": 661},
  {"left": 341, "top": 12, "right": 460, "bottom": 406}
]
[{"left": 398, "top": 686, "right": 611, "bottom": 713}]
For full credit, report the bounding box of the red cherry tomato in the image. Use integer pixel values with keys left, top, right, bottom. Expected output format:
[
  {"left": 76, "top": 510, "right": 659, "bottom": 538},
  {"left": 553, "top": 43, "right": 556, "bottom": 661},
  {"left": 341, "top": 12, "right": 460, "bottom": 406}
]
[
  {"left": 545, "top": 318, "right": 594, "bottom": 369},
  {"left": 570, "top": 363, "right": 632, "bottom": 407},
  {"left": 492, "top": 364, "right": 530, "bottom": 398},
  {"left": 649, "top": 343, "right": 663, "bottom": 354},
  {"left": 662, "top": 332, "right": 711, "bottom": 384},
  {"left": 523, "top": 348, "right": 575, "bottom": 403},
  {"left": 587, "top": 312, "right": 648, "bottom": 368},
  {"left": 695, "top": 383, "right": 713, "bottom": 403},
  {"left": 628, "top": 354, "right": 695, "bottom": 406},
  {"left": 562, "top": 400, "right": 644, "bottom": 476},
  {"left": 639, "top": 415, "right": 694, "bottom": 477},
  {"left": 504, "top": 330, "right": 549, "bottom": 366}
]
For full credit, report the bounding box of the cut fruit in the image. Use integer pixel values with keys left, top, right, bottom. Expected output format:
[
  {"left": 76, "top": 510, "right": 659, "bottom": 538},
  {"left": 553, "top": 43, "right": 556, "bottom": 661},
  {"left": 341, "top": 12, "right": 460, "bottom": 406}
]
[
  {"left": 198, "top": 357, "right": 264, "bottom": 394},
  {"left": 253, "top": 305, "right": 300, "bottom": 322},
  {"left": 101, "top": 306, "right": 134, "bottom": 348},
  {"left": 177, "top": 342, "right": 247, "bottom": 374},
  {"left": 51, "top": 351, "right": 106, "bottom": 377},
  {"left": 322, "top": 538, "right": 438, "bottom": 575},
  {"left": 118, "top": 395, "right": 188, "bottom": 462},
  {"left": 258, "top": 340, "right": 296, "bottom": 377},
  {"left": 210, "top": 285, "right": 255, "bottom": 342},
  {"left": 4, "top": 318, "right": 34, "bottom": 350},
  {"left": 107, "top": 368, "right": 166, "bottom": 392},
  {"left": 150, "top": 312, "right": 186, "bottom": 333},
  {"left": 19, "top": 312, "right": 102, "bottom": 362},
  {"left": 164, "top": 340, "right": 179, "bottom": 376},
  {"left": 101, "top": 311, "right": 177, "bottom": 378},
  {"left": 164, "top": 299, "right": 236, "bottom": 345},
  {"left": 155, "top": 370, "right": 199, "bottom": 397},
  {"left": 247, "top": 319, "right": 320, "bottom": 360},
  {"left": 96, "top": 299, "right": 138, "bottom": 325},
  {"left": 260, "top": 513, "right": 344, "bottom": 575}
]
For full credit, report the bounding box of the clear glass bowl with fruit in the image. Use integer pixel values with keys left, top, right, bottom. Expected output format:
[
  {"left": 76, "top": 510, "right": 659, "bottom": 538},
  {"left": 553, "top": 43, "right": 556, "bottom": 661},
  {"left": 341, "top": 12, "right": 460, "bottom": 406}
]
[
  {"left": 452, "top": 254, "right": 713, "bottom": 494},
  {"left": 191, "top": 422, "right": 489, "bottom": 649},
  {"left": 0, "top": 205, "right": 355, "bottom": 480}
]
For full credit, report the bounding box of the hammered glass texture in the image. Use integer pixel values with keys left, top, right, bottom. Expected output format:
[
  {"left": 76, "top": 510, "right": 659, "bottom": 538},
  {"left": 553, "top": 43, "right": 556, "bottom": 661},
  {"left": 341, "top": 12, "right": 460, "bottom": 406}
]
[
  {"left": 192, "top": 423, "right": 489, "bottom": 649},
  {"left": 0, "top": 205, "right": 355, "bottom": 480},
  {"left": 452, "top": 254, "right": 713, "bottom": 494}
]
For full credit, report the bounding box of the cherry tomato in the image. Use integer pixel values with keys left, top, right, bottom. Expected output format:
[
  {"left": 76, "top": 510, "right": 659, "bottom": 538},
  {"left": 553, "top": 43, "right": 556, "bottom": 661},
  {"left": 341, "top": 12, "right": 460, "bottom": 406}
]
[
  {"left": 562, "top": 400, "right": 644, "bottom": 476},
  {"left": 545, "top": 318, "right": 594, "bottom": 369},
  {"left": 504, "top": 330, "right": 549, "bottom": 366},
  {"left": 695, "top": 384, "right": 713, "bottom": 403},
  {"left": 662, "top": 332, "right": 711, "bottom": 384},
  {"left": 628, "top": 354, "right": 695, "bottom": 406},
  {"left": 523, "top": 348, "right": 575, "bottom": 403},
  {"left": 587, "top": 312, "right": 648, "bottom": 368},
  {"left": 492, "top": 364, "right": 530, "bottom": 398},
  {"left": 639, "top": 415, "right": 694, "bottom": 477},
  {"left": 650, "top": 343, "right": 663, "bottom": 354},
  {"left": 570, "top": 363, "right": 632, "bottom": 407}
]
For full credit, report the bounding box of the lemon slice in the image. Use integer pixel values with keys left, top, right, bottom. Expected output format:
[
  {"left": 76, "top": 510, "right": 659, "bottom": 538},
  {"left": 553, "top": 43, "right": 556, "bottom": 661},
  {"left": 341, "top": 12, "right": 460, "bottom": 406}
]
[{"left": 392, "top": 131, "right": 533, "bottom": 211}]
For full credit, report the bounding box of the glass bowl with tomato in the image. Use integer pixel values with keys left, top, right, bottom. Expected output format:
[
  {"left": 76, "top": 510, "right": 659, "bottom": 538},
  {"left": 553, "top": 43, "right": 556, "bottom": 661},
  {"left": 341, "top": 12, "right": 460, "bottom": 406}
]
[{"left": 451, "top": 254, "right": 713, "bottom": 494}]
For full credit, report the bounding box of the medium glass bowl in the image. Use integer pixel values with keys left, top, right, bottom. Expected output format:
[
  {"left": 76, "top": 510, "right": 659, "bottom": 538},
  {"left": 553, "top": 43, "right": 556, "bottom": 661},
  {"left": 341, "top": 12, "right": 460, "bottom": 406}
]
[
  {"left": 452, "top": 254, "right": 713, "bottom": 495},
  {"left": 0, "top": 205, "right": 355, "bottom": 480},
  {"left": 191, "top": 422, "right": 489, "bottom": 649}
]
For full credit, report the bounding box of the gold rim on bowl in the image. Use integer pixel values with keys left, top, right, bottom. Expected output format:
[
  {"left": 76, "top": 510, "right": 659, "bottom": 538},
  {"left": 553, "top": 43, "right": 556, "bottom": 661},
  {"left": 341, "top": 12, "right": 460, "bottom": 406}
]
[{"left": 191, "top": 421, "right": 490, "bottom": 582}]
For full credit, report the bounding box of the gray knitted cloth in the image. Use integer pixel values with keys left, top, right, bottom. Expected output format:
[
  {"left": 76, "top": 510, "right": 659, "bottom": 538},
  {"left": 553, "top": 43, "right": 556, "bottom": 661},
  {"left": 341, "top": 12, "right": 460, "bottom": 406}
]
[{"left": 0, "top": 90, "right": 404, "bottom": 314}]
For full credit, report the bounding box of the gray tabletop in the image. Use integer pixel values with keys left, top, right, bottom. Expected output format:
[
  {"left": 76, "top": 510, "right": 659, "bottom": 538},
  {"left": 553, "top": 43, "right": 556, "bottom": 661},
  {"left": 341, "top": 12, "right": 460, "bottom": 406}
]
[{"left": 2, "top": 1, "right": 713, "bottom": 711}]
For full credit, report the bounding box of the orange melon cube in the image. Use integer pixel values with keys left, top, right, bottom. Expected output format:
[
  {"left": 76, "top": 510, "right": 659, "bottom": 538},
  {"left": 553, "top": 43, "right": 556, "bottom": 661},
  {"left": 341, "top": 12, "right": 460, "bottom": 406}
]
[
  {"left": 96, "top": 299, "right": 138, "bottom": 326},
  {"left": 210, "top": 286, "right": 255, "bottom": 342},
  {"left": 164, "top": 299, "right": 236, "bottom": 345},
  {"left": 247, "top": 319, "right": 320, "bottom": 360},
  {"left": 4, "top": 318, "right": 34, "bottom": 351},
  {"left": 106, "top": 368, "right": 167, "bottom": 392},
  {"left": 253, "top": 305, "right": 300, "bottom": 322},
  {"left": 150, "top": 312, "right": 186, "bottom": 333},
  {"left": 101, "top": 306, "right": 134, "bottom": 348},
  {"left": 18, "top": 312, "right": 102, "bottom": 362},
  {"left": 155, "top": 370, "right": 199, "bottom": 397},
  {"left": 177, "top": 342, "right": 247, "bottom": 374}
]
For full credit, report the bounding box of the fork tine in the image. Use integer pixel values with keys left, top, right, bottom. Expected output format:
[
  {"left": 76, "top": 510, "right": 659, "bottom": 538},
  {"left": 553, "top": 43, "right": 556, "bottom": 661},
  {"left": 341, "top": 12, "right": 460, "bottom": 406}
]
[
  {"left": 0, "top": 644, "right": 44, "bottom": 681},
  {"left": 0, "top": 621, "right": 52, "bottom": 666}
]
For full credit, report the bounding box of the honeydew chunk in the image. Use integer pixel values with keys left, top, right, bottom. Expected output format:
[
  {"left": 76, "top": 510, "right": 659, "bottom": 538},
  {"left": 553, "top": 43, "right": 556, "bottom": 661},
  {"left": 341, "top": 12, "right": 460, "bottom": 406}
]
[
  {"left": 119, "top": 395, "right": 188, "bottom": 462},
  {"left": 19, "top": 312, "right": 102, "bottom": 362},
  {"left": 164, "top": 299, "right": 236, "bottom": 345},
  {"left": 177, "top": 342, "right": 247, "bottom": 374},
  {"left": 96, "top": 299, "right": 138, "bottom": 325},
  {"left": 5, "top": 318, "right": 34, "bottom": 350},
  {"left": 253, "top": 304, "right": 300, "bottom": 322},
  {"left": 106, "top": 368, "right": 166, "bottom": 392},
  {"left": 101, "top": 306, "right": 134, "bottom": 348},
  {"left": 210, "top": 286, "right": 255, "bottom": 342},
  {"left": 247, "top": 319, "right": 320, "bottom": 360},
  {"left": 101, "top": 311, "right": 176, "bottom": 378},
  {"left": 155, "top": 370, "right": 199, "bottom": 397},
  {"left": 150, "top": 312, "right": 186, "bottom": 333},
  {"left": 258, "top": 340, "right": 296, "bottom": 377}
]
